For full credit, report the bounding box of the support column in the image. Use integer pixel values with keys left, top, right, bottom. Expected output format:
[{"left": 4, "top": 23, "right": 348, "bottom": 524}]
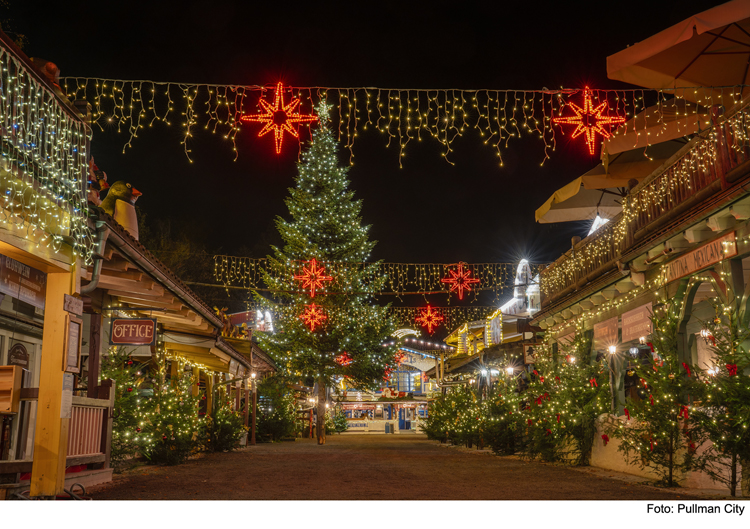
[
  {"left": 206, "top": 374, "right": 214, "bottom": 418},
  {"left": 243, "top": 380, "right": 249, "bottom": 428},
  {"left": 87, "top": 313, "right": 103, "bottom": 399},
  {"left": 192, "top": 367, "right": 200, "bottom": 397},
  {"left": 30, "top": 270, "right": 74, "bottom": 498}
]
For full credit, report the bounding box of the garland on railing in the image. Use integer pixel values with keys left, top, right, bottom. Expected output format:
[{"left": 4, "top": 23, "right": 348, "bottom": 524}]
[
  {"left": 1, "top": 47, "right": 95, "bottom": 262},
  {"left": 214, "top": 254, "right": 542, "bottom": 299},
  {"left": 63, "top": 79, "right": 744, "bottom": 165},
  {"left": 540, "top": 102, "right": 750, "bottom": 297}
]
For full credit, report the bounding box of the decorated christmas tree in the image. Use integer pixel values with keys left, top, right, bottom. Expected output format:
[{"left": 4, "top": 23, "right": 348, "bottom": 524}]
[
  {"left": 692, "top": 294, "right": 750, "bottom": 496},
  {"left": 607, "top": 303, "right": 707, "bottom": 486},
  {"left": 257, "top": 103, "right": 398, "bottom": 444}
]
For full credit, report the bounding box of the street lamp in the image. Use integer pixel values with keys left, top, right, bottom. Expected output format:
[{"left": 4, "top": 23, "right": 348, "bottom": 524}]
[{"left": 250, "top": 372, "right": 257, "bottom": 446}]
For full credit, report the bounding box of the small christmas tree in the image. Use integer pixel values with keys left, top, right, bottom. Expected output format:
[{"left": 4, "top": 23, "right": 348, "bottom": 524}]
[
  {"left": 257, "top": 375, "right": 298, "bottom": 441},
  {"left": 484, "top": 366, "right": 527, "bottom": 456},
  {"left": 692, "top": 295, "right": 750, "bottom": 496},
  {"left": 257, "top": 103, "right": 397, "bottom": 445},
  {"left": 607, "top": 303, "right": 707, "bottom": 486}
]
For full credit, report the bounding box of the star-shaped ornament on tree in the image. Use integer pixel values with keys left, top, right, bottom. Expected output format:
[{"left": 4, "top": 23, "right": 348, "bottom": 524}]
[
  {"left": 241, "top": 82, "right": 317, "bottom": 154},
  {"left": 293, "top": 258, "right": 333, "bottom": 298},
  {"left": 553, "top": 87, "right": 625, "bottom": 155},
  {"left": 300, "top": 303, "right": 327, "bottom": 332},
  {"left": 441, "top": 262, "right": 480, "bottom": 300},
  {"left": 415, "top": 304, "right": 445, "bottom": 334}
]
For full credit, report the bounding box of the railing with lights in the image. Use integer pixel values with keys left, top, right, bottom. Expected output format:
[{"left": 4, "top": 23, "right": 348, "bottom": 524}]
[
  {"left": 0, "top": 32, "right": 94, "bottom": 262},
  {"left": 540, "top": 97, "right": 750, "bottom": 305}
]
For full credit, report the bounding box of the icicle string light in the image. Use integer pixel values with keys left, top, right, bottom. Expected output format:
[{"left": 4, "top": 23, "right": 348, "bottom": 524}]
[
  {"left": 2, "top": 49, "right": 95, "bottom": 262},
  {"left": 62, "top": 79, "right": 747, "bottom": 165}
]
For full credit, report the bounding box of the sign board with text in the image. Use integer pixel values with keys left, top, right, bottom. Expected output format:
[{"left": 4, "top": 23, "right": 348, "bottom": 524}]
[
  {"left": 109, "top": 318, "right": 157, "bottom": 346},
  {"left": 593, "top": 317, "right": 618, "bottom": 351},
  {"left": 665, "top": 232, "right": 737, "bottom": 283},
  {"left": 0, "top": 254, "right": 47, "bottom": 309},
  {"left": 621, "top": 303, "right": 652, "bottom": 343}
]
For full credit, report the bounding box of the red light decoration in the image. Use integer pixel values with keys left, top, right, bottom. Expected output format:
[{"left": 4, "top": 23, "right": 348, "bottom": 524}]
[
  {"left": 293, "top": 258, "right": 333, "bottom": 298},
  {"left": 552, "top": 87, "right": 625, "bottom": 155},
  {"left": 335, "top": 352, "right": 353, "bottom": 366},
  {"left": 394, "top": 351, "right": 406, "bottom": 365},
  {"left": 441, "top": 262, "right": 480, "bottom": 300},
  {"left": 300, "top": 303, "right": 327, "bottom": 332},
  {"left": 415, "top": 304, "right": 444, "bottom": 334},
  {"left": 240, "top": 82, "right": 317, "bottom": 154}
]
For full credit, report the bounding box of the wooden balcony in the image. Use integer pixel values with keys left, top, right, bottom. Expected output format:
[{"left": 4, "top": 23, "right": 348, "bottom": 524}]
[{"left": 540, "top": 102, "right": 750, "bottom": 309}]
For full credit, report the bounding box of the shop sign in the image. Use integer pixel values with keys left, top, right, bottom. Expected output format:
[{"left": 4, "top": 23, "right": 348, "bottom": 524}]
[
  {"left": 621, "top": 303, "right": 652, "bottom": 343},
  {"left": 110, "top": 318, "right": 156, "bottom": 346},
  {"left": 8, "top": 342, "right": 29, "bottom": 368},
  {"left": 0, "top": 254, "right": 47, "bottom": 309},
  {"left": 593, "top": 317, "right": 618, "bottom": 350},
  {"left": 63, "top": 294, "right": 83, "bottom": 316},
  {"left": 665, "top": 232, "right": 737, "bottom": 283}
]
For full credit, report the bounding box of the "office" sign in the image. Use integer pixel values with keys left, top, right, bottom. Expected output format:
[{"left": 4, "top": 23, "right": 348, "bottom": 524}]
[{"left": 110, "top": 318, "right": 156, "bottom": 346}]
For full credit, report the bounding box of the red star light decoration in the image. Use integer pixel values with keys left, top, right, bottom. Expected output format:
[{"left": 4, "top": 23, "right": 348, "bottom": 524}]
[
  {"left": 335, "top": 352, "right": 353, "bottom": 366},
  {"left": 293, "top": 258, "right": 333, "bottom": 298},
  {"left": 240, "top": 82, "right": 317, "bottom": 154},
  {"left": 300, "top": 303, "right": 327, "bottom": 332},
  {"left": 415, "top": 304, "right": 445, "bottom": 334},
  {"left": 441, "top": 262, "right": 480, "bottom": 300},
  {"left": 553, "top": 87, "right": 625, "bottom": 155}
]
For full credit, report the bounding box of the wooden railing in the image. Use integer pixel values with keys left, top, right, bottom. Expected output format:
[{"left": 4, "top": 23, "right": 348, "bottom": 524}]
[{"left": 540, "top": 102, "right": 750, "bottom": 304}]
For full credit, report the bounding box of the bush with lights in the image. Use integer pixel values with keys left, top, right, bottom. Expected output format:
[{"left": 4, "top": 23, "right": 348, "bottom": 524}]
[
  {"left": 483, "top": 367, "right": 527, "bottom": 456},
  {"left": 606, "top": 303, "right": 708, "bottom": 487},
  {"left": 690, "top": 292, "right": 750, "bottom": 497},
  {"left": 256, "top": 375, "right": 298, "bottom": 441},
  {"left": 205, "top": 398, "right": 246, "bottom": 452},
  {"left": 327, "top": 408, "right": 349, "bottom": 434},
  {"left": 255, "top": 103, "right": 397, "bottom": 444}
]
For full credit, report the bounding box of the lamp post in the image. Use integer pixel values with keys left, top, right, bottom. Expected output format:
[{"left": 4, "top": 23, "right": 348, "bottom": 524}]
[{"left": 250, "top": 372, "right": 257, "bottom": 446}]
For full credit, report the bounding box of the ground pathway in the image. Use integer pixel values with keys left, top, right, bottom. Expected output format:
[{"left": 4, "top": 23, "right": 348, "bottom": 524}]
[{"left": 90, "top": 434, "right": 706, "bottom": 500}]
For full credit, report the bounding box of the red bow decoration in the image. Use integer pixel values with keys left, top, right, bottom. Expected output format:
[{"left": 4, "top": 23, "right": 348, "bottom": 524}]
[
  {"left": 564, "top": 355, "right": 570, "bottom": 362},
  {"left": 539, "top": 375, "right": 545, "bottom": 383},
  {"left": 652, "top": 364, "right": 659, "bottom": 372},
  {"left": 527, "top": 419, "right": 533, "bottom": 425},
  {"left": 646, "top": 342, "right": 655, "bottom": 353},
  {"left": 624, "top": 408, "right": 630, "bottom": 421},
  {"left": 681, "top": 363, "right": 691, "bottom": 377},
  {"left": 601, "top": 434, "right": 609, "bottom": 446},
  {"left": 650, "top": 437, "right": 655, "bottom": 451},
  {"left": 726, "top": 364, "right": 738, "bottom": 376},
  {"left": 640, "top": 378, "right": 648, "bottom": 388},
  {"left": 679, "top": 405, "right": 689, "bottom": 419},
  {"left": 556, "top": 414, "right": 561, "bottom": 423},
  {"left": 649, "top": 394, "right": 654, "bottom": 406},
  {"left": 535, "top": 395, "right": 543, "bottom": 405},
  {"left": 589, "top": 378, "right": 598, "bottom": 387},
  {"left": 555, "top": 376, "right": 560, "bottom": 382},
  {"left": 533, "top": 370, "right": 539, "bottom": 377},
  {"left": 545, "top": 429, "right": 552, "bottom": 437}
]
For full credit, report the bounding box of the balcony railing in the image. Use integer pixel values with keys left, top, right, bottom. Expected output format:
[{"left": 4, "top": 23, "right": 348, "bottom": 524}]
[
  {"left": 540, "top": 99, "right": 750, "bottom": 305},
  {"left": 0, "top": 32, "right": 94, "bottom": 261}
]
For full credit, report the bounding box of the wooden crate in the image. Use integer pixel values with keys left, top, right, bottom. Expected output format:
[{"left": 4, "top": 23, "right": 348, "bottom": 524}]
[{"left": 0, "top": 365, "right": 22, "bottom": 414}]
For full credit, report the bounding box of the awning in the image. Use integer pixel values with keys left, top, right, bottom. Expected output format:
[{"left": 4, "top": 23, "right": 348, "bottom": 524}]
[
  {"left": 603, "top": 100, "right": 709, "bottom": 155},
  {"left": 535, "top": 140, "right": 686, "bottom": 223},
  {"left": 607, "top": 0, "right": 750, "bottom": 106}
]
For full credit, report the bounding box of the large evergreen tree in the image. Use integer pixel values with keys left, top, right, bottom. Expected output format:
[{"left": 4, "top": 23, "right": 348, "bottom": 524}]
[{"left": 257, "top": 104, "right": 397, "bottom": 444}]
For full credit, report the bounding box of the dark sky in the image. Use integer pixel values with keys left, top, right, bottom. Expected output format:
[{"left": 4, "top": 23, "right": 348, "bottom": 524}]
[{"left": 8, "top": 0, "right": 723, "bottom": 265}]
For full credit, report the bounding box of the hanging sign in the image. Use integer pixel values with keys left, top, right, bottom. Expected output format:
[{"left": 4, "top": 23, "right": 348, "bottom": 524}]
[
  {"left": 8, "top": 342, "right": 29, "bottom": 368},
  {"left": 0, "top": 254, "right": 47, "bottom": 309},
  {"left": 110, "top": 318, "right": 156, "bottom": 346},
  {"left": 621, "top": 303, "right": 652, "bottom": 343},
  {"left": 665, "top": 232, "right": 737, "bottom": 283},
  {"left": 63, "top": 294, "right": 83, "bottom": 316},
  {"left": 593, "top": 317, "right": 618, "bottom": 351}
]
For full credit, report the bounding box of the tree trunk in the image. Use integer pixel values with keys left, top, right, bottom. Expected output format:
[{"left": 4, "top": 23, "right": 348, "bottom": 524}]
[
  {"left": 730, "top": 453, "right": 737, "bottom": 497},
  {"left": 316, "top": 379, "right": 326, "bottom": 445},
  {"left": 741, "top": 457, "right": 749, "bottom": 497}
]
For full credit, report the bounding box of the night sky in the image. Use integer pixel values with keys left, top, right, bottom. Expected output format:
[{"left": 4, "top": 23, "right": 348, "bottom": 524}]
[{"left": 7, "top": 0, "right": 723, "bottom": 267}]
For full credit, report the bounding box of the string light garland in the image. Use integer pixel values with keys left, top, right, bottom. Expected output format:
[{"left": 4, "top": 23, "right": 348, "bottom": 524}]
[
  {"left": 1, "top": 47, "right": 95, "bottom": 263},
  {"left": 63, "top": 79, "right": 746, "bottom": 166},
  {"left": 214, "top": 254, "right": 541, "bottom": 299},
  {"left": 293, "top": 258, "right": 333, "bottom": 298},
  {"left": 240, "top": 82, "right": 317, "bottom": 154},
  {"left": 552, "top": 86, "right": 625, "bottom": 155},
  {"left": 415, "top": 304, "right": 445, "bottom": 334}
]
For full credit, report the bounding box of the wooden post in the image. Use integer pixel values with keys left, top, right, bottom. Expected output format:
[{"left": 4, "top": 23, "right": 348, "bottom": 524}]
[
  {"left": 243, "top": 381, "right": 249, "bottom": 428},
  {"left": 250, "top": 378, "right": 257, "bottom": 445},
  {"left": 87, "top": 313, "right": 103, "bottom": 399},
  {"left": 192, "top": 367, "right": 200, "bottom": 397},
  {"left": 235, "top": 381, "right": 241, "bottom": 412},
  {"left": 206, "top": 374, "right": 214, "bottom": 418},
  {"left": 99, "top": 379, "right": 114, "bottom": 469},
  {"left": 30, "top": 271, "right": 74, "bottom": 498}
]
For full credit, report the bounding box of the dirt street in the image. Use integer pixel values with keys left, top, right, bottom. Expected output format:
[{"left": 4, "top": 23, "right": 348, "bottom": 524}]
[{"left": 89, "top": 433, "right": 705, "bottom": 500}]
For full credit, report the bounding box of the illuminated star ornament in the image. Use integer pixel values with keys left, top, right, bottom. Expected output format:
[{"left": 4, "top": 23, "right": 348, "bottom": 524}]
[
  {"left": 553, "top": 87, "right": 625, "bottom": 155},
  {"left": 335, "top": 352, "right": 353, "bottom": 366},
  {"left": 441, "top": 262, "right": 480, "bottom": 300},
  {"left": 240, "top": 82, "right": 317, "bottom": 154},
  {"left": 300, "top": 303, "right": 327, "bottom": 332},
  {"left": 415, "top": 304, "right": 445, "bottom": 334},
  {"left": 293, "top": 258, "right": 333, "bottom": 298}
]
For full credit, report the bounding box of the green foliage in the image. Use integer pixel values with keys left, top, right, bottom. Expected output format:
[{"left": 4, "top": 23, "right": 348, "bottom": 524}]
[
  {"left": 423, "top": 385, "right": 486, "bottom": 447},
  {"left": 326, "top": 409, "right": 349, "bottom": 434},
  {"left": 205, "top": 402, "right": 246, "bottom": 452},
  {"left": 256, "top": 376, "right": 298, "bottom": 441},
  {"left": 607, "top": 304, "right": 708, "bottom": 486},
  {"left": 691, "top": 295, "right": 750, "bottom": 496},
  {"left": 100, "top": 347, "right": 146, "bottom": 466},
  {"left": 255, "top": 105, "right": 397, "bottom": 394},
  {"left": 484, "top": 373, "right": 526, "bottom": 455}
]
